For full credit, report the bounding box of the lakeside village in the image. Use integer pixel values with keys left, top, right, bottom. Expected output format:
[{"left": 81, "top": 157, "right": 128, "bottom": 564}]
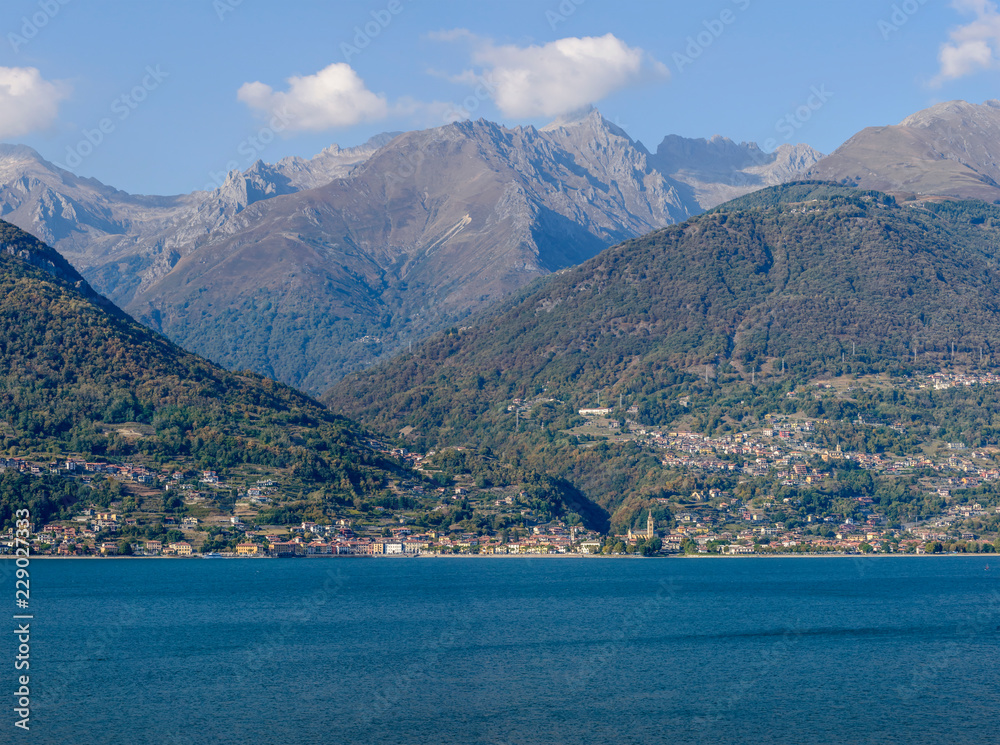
[{"left": 4, "top": 369, "right": 1000, "bottom": 558}]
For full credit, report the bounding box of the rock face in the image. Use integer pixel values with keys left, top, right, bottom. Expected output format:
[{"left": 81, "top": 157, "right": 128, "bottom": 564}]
[
  {"left": 270, "top": 133, "right": 400, "bottom": 190},
  {"left": 806, "top": 100, "right": 1000, "bottom": 201},
  {"left": 0, "top": 112, "right": 820, "bottom": 393},
  {"left": 0, "top": 144, "right": 199, "bottom": 292},
  {"left": 652, "top": 134, "right": 824, "bottom": 210}
]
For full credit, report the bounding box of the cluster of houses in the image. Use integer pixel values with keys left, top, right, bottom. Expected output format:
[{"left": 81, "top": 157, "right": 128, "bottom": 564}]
[
  {"left": 923, "top": 371, "right": 1000, "bottom": 390},
  {"left": 0, "top": 510, "right": 205, "bottom": 556},
  {"left": 240, "top": 520, "right": 604, "bottom": 558},
  {"left": 5, "top": 367, "right": 1000, "bottom": 559},
  {"left": 0, "top": 456, "right": 229, "bottom": 494},
  {"left": 4, "top": 501, "right": 993, "bottom": 557},
  {"left": 0, "top": 507, "right": 608, "bottom": 557},
  {"left": 625, "top": 415, "right": 1000, "bottom": 492},
  {"left": 0, "top": 442, "right": 612, "bottom": 558},
  {"left": 630, "top": 482, "right": 997, "bottom": 555}
]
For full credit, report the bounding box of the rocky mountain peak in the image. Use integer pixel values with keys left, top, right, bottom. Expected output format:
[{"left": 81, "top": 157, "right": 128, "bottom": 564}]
[
  {"left": 213, "top": 162, "right": 295, "bottom": 212},
  {"left": 271, "top": 132, "right": 400, "bottom": 190},
  {"left": 0, "top": 144, "right": 46, "bottom": 163},
  {"left": 540, "top": 105, "right": 633, "bottom": 142}
]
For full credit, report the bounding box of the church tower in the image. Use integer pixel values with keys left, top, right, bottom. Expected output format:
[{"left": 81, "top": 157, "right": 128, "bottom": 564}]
[{"left": 647, "top": 511, "right": 655, "bottom": 539}]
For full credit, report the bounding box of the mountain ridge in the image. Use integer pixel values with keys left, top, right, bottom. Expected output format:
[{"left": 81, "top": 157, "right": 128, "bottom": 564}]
[
  {"left": 326, "top": 182, "right": 1000, "bottom": 433},
  {"left": 806, "top": 99, "right": 1000, "bottom": 202},
  {"left": 0, "top": 112, "right": 822, "bottom": 392},
  {"left": 322, "top": 182, "right": 1000, "bottom": 511}
]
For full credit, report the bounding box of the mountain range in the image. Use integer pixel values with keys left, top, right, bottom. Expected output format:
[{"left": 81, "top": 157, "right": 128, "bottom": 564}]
[
  {"left": 9, "top": 98, "right": 1000, "bottom": 526},
  {"left": 6, "top": 98, "right": 1000, "bottom": 399},
  {"left": 806, "top": 99, "right": 1000, "bottom": 202},
  {"left": 0, "top": 109, "right": 821, "bottom": 392}
]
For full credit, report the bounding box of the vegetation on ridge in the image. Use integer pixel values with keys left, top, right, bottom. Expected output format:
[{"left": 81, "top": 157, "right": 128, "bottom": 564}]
[
  {"left": 326, "top": 184, "right": 1000, "bottom": 527},
  {"left": 0, "top": 219, "right": 607, "bottom": 534}
]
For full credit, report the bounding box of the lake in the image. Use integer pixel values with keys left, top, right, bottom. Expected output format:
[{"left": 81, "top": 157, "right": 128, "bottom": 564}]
[{"left": 5, "top": 555, "right": 999, "bottom": 744}]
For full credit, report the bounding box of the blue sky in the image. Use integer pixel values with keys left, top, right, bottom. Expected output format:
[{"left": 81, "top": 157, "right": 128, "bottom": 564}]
[{"left": 0, "top": 0, "right": 995, "bottom": 195}]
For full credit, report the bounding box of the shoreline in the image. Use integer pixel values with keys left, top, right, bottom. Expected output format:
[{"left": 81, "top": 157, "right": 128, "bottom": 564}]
[{"left": 4, "top": 552, "right": 988, "bottom": 560}]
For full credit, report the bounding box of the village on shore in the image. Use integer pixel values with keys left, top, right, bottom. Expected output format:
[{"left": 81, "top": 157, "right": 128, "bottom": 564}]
[{"left": 3, "top": 370, "right": 1000, "bottom": 559}]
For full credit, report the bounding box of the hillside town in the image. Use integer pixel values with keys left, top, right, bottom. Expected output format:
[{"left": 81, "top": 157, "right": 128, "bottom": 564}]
[
  {"left": 4, "top": 370, "right": 1000, "bottom": 558},
  {"left": 0, "top": 449, "right": 607, "bottom": 558},
  {"left": 571, "top": 372, "right": 1000, "bottom": 488}
]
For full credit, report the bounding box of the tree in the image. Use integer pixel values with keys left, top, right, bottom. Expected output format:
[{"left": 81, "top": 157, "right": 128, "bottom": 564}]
[{"left": 641, "top": 537, "right": 662, "bottom": 556}]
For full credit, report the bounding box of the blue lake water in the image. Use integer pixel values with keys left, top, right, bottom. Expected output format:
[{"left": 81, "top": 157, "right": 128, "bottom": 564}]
[{"left": 4, "top": 555, "right": 1000, "bottom": 745}]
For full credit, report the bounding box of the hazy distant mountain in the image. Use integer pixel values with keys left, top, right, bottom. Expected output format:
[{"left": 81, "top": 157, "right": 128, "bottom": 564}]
[
  {"left": 0, "top": 136, "right": 396, "bottom": 304},
  {"left": 806, "top": 100, "right": 1000, "bottom": 201},
  {"left": 0, "top": 144, "right": 197, "bottom": 277},
  {"left": 270, "top": 133, "right": 401, "bottom": 190},
  {"left": 0, "top": 112, "right": 820, "bottom": 393},
  {"left": 652, "top": 134, "right": 824, "bottom": 210}
]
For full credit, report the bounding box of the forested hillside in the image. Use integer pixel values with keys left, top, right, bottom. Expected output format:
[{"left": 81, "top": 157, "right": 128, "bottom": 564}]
[
  {"left": 0, "top": 218, "right": 609, "bottom": 532},
  {"left": 0, "top": 220, "right": 411, "bottom": 523},
  {"left": 327, "top": 184, "right": 1000, "bottom": 525}
]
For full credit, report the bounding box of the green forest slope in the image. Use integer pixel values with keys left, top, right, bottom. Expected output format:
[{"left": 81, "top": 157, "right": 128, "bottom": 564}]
[{"left": 326, "top": 184, "right": 1000, "bottom": 525}]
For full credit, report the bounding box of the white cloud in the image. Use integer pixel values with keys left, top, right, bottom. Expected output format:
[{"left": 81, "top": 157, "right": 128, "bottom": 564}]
[
  {"left": 933, "top": 0, "right": 1000, "bottom": 85},
  {"left": 237, "top": 63, "right": 389, "bottom": 131},
  {"left": 441, "top": 32, "right": 668, "bottom": 119},
  {"left": 0, "top": 67, "right": 68, "bottom": 140}
]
